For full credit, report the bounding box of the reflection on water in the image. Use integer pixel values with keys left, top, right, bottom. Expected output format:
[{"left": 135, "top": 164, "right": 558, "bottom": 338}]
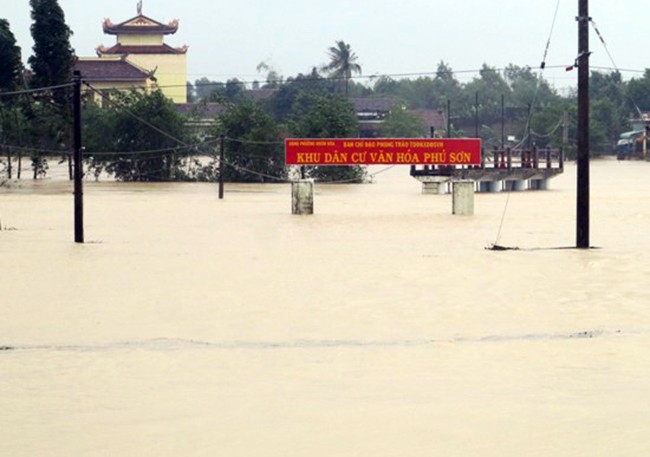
[{"left": 2, "top": 160, "right": 650, "bottom": 457}]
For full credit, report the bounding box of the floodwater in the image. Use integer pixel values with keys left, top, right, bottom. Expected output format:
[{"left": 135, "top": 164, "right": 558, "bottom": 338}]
[{"left": 1, "top": 159, "right": 650, "bottom": 457}]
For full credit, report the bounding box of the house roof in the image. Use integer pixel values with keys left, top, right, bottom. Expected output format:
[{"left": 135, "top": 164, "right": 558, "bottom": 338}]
[
  {"left": 74, "top": 58, "right": 154, "bottom": 82},
  {"left": 410, "top": 109, "right": 447, "bottom": 130},
  {"left": 102, "top": 14, "right": 179, "bottom": 35},
  {"left": 249, "top": 88, "right": 277, "bottom": 102},
  {"left": 97, "top": 43, "right": 188, "bottom": 55},
  {"left": 348, "top": 97, "right": 395, "bottom": 112}
]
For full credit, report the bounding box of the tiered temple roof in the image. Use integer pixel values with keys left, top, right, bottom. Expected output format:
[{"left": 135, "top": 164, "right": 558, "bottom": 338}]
[{"left": 102, "top": 15, "right": 179, "bottom": 35}]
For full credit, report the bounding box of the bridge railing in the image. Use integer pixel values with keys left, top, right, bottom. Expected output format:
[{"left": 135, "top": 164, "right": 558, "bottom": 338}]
[{"left": 411, "top": 147, "right": 564, "bottom": 177}]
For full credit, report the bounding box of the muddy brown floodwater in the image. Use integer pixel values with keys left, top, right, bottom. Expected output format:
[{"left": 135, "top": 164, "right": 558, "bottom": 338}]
[{"left": 2, "top": 159, "right": 650, "bottom": 457}]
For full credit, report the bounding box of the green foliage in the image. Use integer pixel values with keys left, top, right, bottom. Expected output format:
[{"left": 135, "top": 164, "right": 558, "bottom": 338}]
[
  {"left": 288, "top": 92, "right": 365, "bottom": 183},
  {"left": 215, "top": 99, "right": 286, "bottom": 183},
  {"left": 0, "top": 19, "right": 23, "bottom": 94},
  {"left": 379, "top": 104, "right": 427, "bottom": 137},
  {"left": 267, "top": 70, "right": 336, "bottom": 122},
  {"left": 28, "top": 0, "right": 75, "bottom": 93},
  {"left": 625, "top": 69, "right": 650, "bottom": 113},
  {"left": 0, "top": 19, "right": 25, "bottom": 179},
  {"left": 322, "top": 40, "right": 362, "bottom": 96},
  {"left": 84, "top": 90, "right": 194, "bottom": 181},
  {"left": 256, "top": 61, "right": 283, "bottom": 89},
  {"left": 25, "top": 0, "right": 76, "bottom": 178}
]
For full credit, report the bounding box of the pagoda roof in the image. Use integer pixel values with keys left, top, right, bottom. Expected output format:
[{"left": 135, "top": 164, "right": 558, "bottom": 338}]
[
  {"left": 74, "top": 58, "right": 156, "bottom": 82},
  {"left": 97, "top": 43, "right": 188, "bottom": 55},
  {"left": 103, "top": 14, "right": 179, "bottom": 35}
]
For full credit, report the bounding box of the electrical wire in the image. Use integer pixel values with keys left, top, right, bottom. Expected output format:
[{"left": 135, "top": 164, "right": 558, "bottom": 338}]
[
  {"left": 0, "top": 83, "right": 74, "bottom": 98},
  {"left": 83, "top": 82, "right": 190, "bottom": 148},
  {"left": 491, "top": 1, "right": 562, "bottom": 250},
  {"left": 540, "top": 0, "right": 562, "bottom": 70}
]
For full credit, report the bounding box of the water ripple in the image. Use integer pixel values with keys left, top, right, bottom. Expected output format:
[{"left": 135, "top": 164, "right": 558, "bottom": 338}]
[{"left": 0, "top": 328, "right": 644, "bottom": 354}]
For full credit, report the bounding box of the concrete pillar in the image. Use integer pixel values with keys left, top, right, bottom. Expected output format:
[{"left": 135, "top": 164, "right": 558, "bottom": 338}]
[
  {"left": 504, "top": 180, "right": 525, "bottom": 191},
  {"left": 422, "top": 181, "right": 447, "bottom": 194},
  {"left": 452, "top": 180, "right": 474, "bottom": 216},
  {"left": 529, "top": 179, "right": 549, "bottom": 190},
  {"left": 478, "top": 181, "right": 500, "bottom": 193},
  {"left": 292, "top": 179, "right": 314, "bottom": 215}
]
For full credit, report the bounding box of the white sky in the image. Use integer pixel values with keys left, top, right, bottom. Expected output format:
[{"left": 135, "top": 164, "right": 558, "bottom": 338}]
[{"left": 3, "top": 0, "right": 648, "bottom": 92}]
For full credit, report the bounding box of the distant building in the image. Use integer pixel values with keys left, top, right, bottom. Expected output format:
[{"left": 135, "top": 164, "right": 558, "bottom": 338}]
[
  {"left": 75, "top": 3, "right": 188, "bottom": 103},
  {"left": 75, "top": 56, "right": 156, "bottom": 105},
  {"left": 348, "top": 97, "right": 394, "bottom": 137}
]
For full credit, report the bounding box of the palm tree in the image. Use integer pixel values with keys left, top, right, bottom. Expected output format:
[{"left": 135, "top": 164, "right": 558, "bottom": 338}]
[{"left": 323, "top": 40, "right": 362, "bottom": 96}]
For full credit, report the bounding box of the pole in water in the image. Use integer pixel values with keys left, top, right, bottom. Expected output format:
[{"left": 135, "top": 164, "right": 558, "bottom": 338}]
[
  {"left": 218, "top": 134, "right": 225, "bottom": 199},
  {"left": 73, "top": 71, "right": 84, "bottom": 243},
  {"left": 576, "top": 0, "right": 590, "bottom": 248}
]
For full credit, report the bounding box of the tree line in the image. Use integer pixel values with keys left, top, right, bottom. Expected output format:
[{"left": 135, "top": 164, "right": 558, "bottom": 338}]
[{"left": 2, "top": 1, "right": 650, "bottom": 183}]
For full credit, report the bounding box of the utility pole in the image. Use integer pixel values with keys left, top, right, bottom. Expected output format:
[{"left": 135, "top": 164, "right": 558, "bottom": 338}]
[
  {"left": 73, "top": 71, "right": 84, "bottom": 243},
  {"left": 576, "top": 0, "right": 590, "bottom": 248},
  {"left": 218, "top": 134, "right": 225, "bottom": 199},
  {"left": 474, "top": 92, "right": 479, "bottom": 138},
  {"left": 501, "top": 94, "right": 505, "bottom": 149},
  {"left": 447, "top": 99, "right": 451, "bottom": 138}
]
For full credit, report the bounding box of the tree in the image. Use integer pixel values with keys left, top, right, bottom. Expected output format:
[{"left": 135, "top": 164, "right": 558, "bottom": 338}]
[
  {"left": 322, "top": 40, "right": 362, "bottom": 96},
  {"left": 207, "top": 78, "right": 247, "bottom": 104},
  {"left": 289, "top": 92, "right": 364, "bottom": 183},
  {"left": 0, "top": 19, "right": 23, "bottom": 94},
  {"left": 625, "top": 69, "right": 650, "bottom": 113},
  {"left": 379, "top": 103, "right": 426, "bottom": 137},
  {"left": 0, "top": 19, "right": 24, "bottom": 179},
  {"left": 28, "top": 0, "right": 75, "bottom": 92},
  {"left": 589, "top": 71, "right": 627, "bottom": 154},
  {"left": 84, "top": 90, "right": 193, "bottom": 181},
  {"left": 256, "top": 61, "right": 283, "bottom": 89},
  {"left": 267, "top": 70, "right": 336, "bottom": 122},
  {"left": 215, "top": 99, "right": 285, "bottom": 183},
  {"left": 28, "top": 0, "right": 76, "bottom": 179}
]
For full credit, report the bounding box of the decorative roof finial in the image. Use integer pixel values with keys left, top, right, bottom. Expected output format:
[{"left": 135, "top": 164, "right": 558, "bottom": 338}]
[{"left": 137, "top": 1, "right": 143, "bottom": 15}]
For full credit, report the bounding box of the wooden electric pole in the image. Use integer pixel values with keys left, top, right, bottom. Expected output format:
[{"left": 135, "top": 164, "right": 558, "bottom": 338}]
[
  {"left": 218, "top": 134, "right": 225, "bottom": 199},
  {"left": 576, "top": 0, "right": 590, "bottom": 248}
]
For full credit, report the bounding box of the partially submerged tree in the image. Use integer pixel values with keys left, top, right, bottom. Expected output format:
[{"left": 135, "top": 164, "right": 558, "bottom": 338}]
[
  {"left": 84, "top": 90, "right": 193, "bottom": 181},
  {"left": 289, "top": 92, "right": 365, "bottom": 183},
  {"left": 28, "top": 0, "right": 76, "bottom": 178},
  {"left": 0, "top": 19, "right": 24, "bottom": 179},
  {"left": 215, "top": 99, "right": 286, "bottom": 183}
]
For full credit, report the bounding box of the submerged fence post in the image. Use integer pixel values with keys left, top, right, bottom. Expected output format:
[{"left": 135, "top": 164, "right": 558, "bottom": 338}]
[{"left": 292, "top": 179, "right": 314, "bottom": 215}]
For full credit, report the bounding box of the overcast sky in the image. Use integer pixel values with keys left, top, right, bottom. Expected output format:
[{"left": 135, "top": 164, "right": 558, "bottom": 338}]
[{"left": 3, "top": 0, "right": 648, "bottom": 92}]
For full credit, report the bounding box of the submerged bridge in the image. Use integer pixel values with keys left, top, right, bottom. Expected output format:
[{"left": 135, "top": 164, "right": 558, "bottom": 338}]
[{"left": 410, "top": 147, "right": 564, "bottom": 193}]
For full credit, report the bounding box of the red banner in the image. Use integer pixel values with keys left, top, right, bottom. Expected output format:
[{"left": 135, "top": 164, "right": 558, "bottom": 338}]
[{"left": 285, "top": 138, "right": 481, "bottom": 165}]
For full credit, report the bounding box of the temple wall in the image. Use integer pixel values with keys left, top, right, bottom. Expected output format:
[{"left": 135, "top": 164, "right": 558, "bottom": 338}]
[{"left": 127, "top": 53, "right": 187, "bottom": 103}]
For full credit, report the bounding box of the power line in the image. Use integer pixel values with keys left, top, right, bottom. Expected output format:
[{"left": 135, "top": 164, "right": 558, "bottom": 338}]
[
  {"left": 0, "top": 83, "right": 74, "bottom": 98},
  {"left": 0, "top": 142, "right": 70, "bottom": 155},
  {"left": 83, "top": 82, "right": 190, "bottom": 148}
]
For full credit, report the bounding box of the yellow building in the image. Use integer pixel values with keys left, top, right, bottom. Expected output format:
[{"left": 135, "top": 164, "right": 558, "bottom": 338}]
[
  {"left": 75, "top": 55, "right": 156, "bottom": 105},
  {"left": 93, "top": 4, "right": 188, "bottom": 103}
]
